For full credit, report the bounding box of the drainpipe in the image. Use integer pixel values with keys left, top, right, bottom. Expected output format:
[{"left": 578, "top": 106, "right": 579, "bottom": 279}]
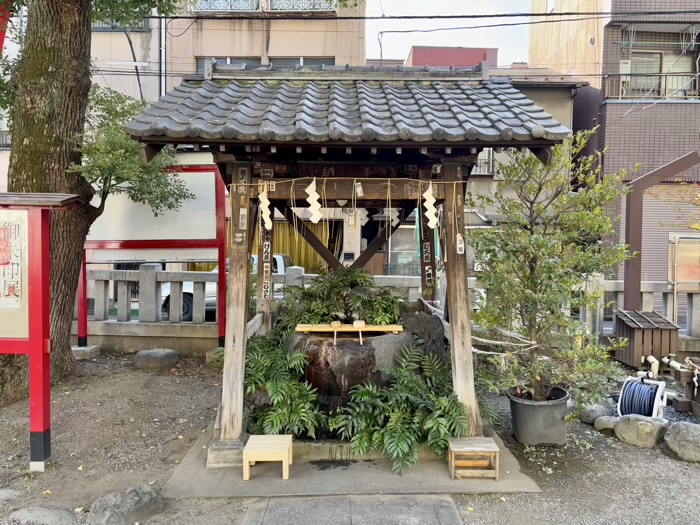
[{"left": 160, "top": 16, "right": 167, "bottom": 97}]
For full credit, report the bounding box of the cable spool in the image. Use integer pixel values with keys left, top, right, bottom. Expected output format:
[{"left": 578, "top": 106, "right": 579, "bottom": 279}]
[{"left": 618, "top": 377, "right": 666, "bottom": 418}]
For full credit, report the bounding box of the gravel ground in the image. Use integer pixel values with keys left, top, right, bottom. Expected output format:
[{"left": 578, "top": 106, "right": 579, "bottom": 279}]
[
  {"left": 1, "top": 357, "right": 700, "bottom": 525},
  {"left": 0, "top": 354, "right": 232, "bottom": 524},
  {"left": 454, "top": 395, "right": 700, "bottom": 525}
]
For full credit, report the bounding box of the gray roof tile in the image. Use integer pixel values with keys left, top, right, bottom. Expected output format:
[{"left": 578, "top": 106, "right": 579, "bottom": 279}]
[{"left": 125, "top": 78, "right": 571, "bottom": 144}]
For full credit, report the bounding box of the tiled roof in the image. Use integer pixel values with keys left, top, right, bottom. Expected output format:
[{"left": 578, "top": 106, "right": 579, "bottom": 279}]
[{"left": 125, "top": 75, "right": 571, "bottom": 144}]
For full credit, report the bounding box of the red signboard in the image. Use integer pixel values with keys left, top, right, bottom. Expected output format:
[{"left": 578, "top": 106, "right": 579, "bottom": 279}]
[{"left": 0, "top": 3, "right": 11, "bottom": 52}]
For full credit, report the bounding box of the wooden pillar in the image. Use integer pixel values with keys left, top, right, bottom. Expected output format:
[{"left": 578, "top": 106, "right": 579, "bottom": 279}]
[
  {"left": 623, "top": 189, "right": 644, "bottom": 311},
  {"left": 256, "top": 206, "right": 274, "bottom": 335},
  {"left": 419, "top": 168, "right": 437, "bottom": 302},
  {"left": 220, "top": 163, "right": 252, "bottom": 442},
  {"left": 443, "top": 161, "right": 483, "bottom": 437}
]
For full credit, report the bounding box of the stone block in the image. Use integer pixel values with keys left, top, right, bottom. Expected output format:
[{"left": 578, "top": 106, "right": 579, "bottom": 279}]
[
  {"left": 594, "top": 416, "right": 619, "bottom": 434},
  {"left": 580, "top": 404, "right": 610, "bottom": 425},
  {"left": 207, "top": 439, "right": 245, "bottom": 468},
  {"left": 0, "top": 488, "right": 21, "bottom": 501},
  {"left": 89, "top": 484, "right": 164, "bottom": 525},
  {"left": 664, "top": 422, "right": 700, "bottom": 462},
  {"left": 133, "top": 348, "right": 178, "bottom": 372},
  {"left": 615, "top": 415, "right": 669, "bottom": 448},
  {"left": 72, "top": 344, "right": 101, "bottom": 361},
  {"left": 9, "top": 507, "right": 75, "bottom": 525},
  {"left": 205, "top": 348, "right": 223, "bottom": 365}
]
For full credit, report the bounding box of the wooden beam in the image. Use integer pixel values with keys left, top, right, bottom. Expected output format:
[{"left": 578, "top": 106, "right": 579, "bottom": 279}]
[
  {"left": 256, "top": 213, "right": 274, "bottom": 335},
  {"left": 419, "top": 169, "right": 437, "bottom": 302},
  {"left": 529, "top": 147, "right": 553, "bottom": 165},
  {"left": 142, "top": 143, "right": 165, "bottom": 163},
  {"left": 278, "top": 206, "right": 343, "bottom": 271},
  {"left": 624, "top": 149, "right": 700, "bottom": 310},
  {"left": 443, "top": 162, "right": 482, "bottom": 436},
  {"left": 220, "top": 167, "right": 252, "bottom": 443},
  {"left": 254, "top": 178, "right": 443, "bottom": 202},
  {"left": 351, "top": 203, "right": 415, "bottom": 269}
]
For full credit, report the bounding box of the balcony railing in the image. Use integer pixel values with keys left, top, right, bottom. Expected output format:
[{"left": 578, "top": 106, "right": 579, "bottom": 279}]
[
  {"left": 193, "top": 0, "right": 260, "bottom": 11},
  {"left": 92, "top": 19, "right": 150, "bottom": 32},
  {"left": 471, "top": 157, "right": 496, "bottom": 175},
  {"left": 0, "top": 130, "right": 11, "bottom": 149},
  {"left": 605, "top": 73, "right": 700, "bottom": 100},
  {"left": 268, "top": 0, "right": 336, "bottom": 11},
  {"left": 191, "top": 0, "right": 335, "bottom": 12}
]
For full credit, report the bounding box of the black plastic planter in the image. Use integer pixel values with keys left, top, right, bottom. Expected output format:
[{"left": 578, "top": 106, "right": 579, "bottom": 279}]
[{"left": 507, "top": 387, "right": 571, "bottom": 446}]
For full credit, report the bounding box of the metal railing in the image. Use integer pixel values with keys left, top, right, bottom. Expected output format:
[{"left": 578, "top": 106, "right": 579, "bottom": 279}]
[
  {"left": 267, "top": 0, "right": 336, "bottom": 11},
  {"left": 191, "top": 0, "right": 335, "bottom": 11},
  {"left": 192, "top": 0, "right": 260, "bottom": 11},
  {"left": 92, "top": 19, "right": 150, "bottom": 32},
  {"left": 605, "top": 73, "right": 700, "bottom": 100},
  {"left": 384, "top": 262, "right": 422, "bottom": 276},
  {"left": 471, "top": 157, "right": 496, "bottom": 175},
  {"left": 0, "top": 130, "right": 10, "bottom": 149}
]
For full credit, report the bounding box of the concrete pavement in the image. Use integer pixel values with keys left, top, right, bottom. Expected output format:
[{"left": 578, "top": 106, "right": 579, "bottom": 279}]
[{"left": 241, "top": 495, "right": 462, "bottom": 525}]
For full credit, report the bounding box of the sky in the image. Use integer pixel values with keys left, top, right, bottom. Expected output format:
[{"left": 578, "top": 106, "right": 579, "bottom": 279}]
[{"left": 364, "top": 0, "right": 532, "bottom": 66}]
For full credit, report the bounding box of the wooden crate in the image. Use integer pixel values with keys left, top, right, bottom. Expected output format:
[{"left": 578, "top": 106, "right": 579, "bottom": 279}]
[
  {"left": 613, "top": 310, "right": 679, "bottom": 368},
  {"left": 448, "top": 437, "right": 500, "bottom": 481}
]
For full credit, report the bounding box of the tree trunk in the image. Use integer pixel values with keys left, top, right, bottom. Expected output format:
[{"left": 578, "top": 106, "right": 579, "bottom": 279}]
[{"left": 0, "top": 0, "right": 97, "bottom": 406}]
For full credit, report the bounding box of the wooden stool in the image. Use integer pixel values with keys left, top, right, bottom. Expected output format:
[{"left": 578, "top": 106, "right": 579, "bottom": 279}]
[
  {"left": 448, "top": 437, "right": 500, "bottom": 481},
  {"left": 243, "top": 435, "right": 293, "bottom": 481}
]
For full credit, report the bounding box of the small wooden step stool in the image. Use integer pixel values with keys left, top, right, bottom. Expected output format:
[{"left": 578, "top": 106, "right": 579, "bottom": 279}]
[
  {"left": 448, "top": 437, "right": 500, "bottom": 481},
  {"left": 243, "top": 435, "right": 293, "bottom": 481}
]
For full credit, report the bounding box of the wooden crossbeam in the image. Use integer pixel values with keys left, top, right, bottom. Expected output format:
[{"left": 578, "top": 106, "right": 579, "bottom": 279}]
[
  {"left": 253, "top": 178, "right": 444, "bottom": 202},
  {"left": 278, "top": 205, "right": 343, "bottom": 271},
  {"left": 295, "top": 323, "right": 403, "bottom": 333},
  {"left": 351, "top": 203, "right": 416, "bottom": 269}
]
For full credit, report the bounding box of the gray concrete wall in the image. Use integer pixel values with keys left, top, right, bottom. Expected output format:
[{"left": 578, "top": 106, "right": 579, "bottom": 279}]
[{"left": 71, "top": 320, "right": 219, "bottom": 355}]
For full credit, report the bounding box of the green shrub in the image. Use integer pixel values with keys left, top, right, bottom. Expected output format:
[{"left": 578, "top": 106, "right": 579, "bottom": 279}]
[
  {"left": 276, "top": 268, "right": 402, "bottom": 334},
  {"left": 329, "top": 346, "right": 469, "bottom": 472}
]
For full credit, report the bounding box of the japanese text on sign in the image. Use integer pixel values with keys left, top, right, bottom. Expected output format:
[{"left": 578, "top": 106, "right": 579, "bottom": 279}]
[{"left": 0, "top": 222, "right": 22, "bottom": 308}]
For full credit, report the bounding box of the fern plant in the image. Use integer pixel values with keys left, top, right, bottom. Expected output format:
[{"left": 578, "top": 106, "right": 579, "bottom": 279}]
[
  {"left": 329, "top": 346, "right": 470, "bottom": 472},
  {"left": 244, "top": 335, "right": 326, "bottom": 438}
]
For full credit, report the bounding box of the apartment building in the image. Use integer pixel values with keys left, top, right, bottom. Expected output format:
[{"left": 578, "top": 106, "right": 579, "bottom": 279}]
[
  {"left": 2, "top": 2, "right": 367, "bottom": 271},
  {"left": 92, "top": 1, "right": 366, "bottom": 102},
  {"left": 530, "top": 0, "right": 700, "bottom": 287}
]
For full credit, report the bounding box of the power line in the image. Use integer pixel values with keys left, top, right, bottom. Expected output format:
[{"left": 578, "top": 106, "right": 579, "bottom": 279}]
[
  {"left": 144, "top": 10, "right": 700, "bottom": 22},
  {"left": 378, "top": 14, "right": 609, "bottom": 35}
]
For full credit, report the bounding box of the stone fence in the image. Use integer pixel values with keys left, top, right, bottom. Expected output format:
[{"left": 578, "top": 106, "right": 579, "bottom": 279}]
[{"left": 81, "top": 264, "right": 700, "bottom": 337}]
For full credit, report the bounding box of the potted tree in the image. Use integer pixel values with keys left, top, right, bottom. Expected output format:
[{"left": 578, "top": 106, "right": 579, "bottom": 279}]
[{"left": 469, "top": 130, "right": 628, "bottom": 445}]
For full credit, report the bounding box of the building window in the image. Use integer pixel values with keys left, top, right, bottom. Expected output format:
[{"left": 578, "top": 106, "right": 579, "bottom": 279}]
[
  {"left": 546, "top": 0, "right": 555, "bottom": 13},
  {"left": 92, "top": 19, "right": 149, "bottom": 32},
  {"left": 196, "top": 57, "right": 262, "bottom": 74},
  {"left": 268, "top": 57, "right": 336, "bottom": 67},
  {"left": 630, "top": 52, "right": 662, "bottom": 97}
]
